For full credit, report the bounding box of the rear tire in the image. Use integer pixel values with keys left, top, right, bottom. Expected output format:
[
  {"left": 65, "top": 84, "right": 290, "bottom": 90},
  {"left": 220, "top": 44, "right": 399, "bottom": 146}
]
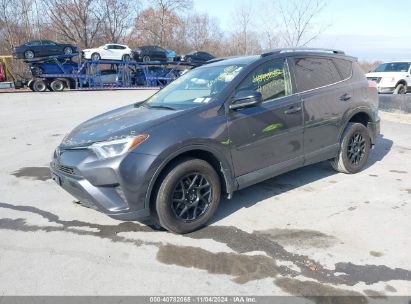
[
  {"left": 155, "top": 158, "right": 221, "bottom": 234},
  {"left": 142, "top": 55, "right": 151, "bottom": 62},
  {"left": 394, "top": 83, "right": 407, "bottom": 94},
  {"left": 32, "top": 79, "right": 47, "bottom": 92},
  {"left": 50, "top": 79, "right": 65, "bottom": 92},
  {"left": 24, "top": 50, "right": 35, "bottom": 59},
  {"left": 122, "top": 54, "right": 131, "bottom": 61},
  {"left": 63, "top": 47, "right": 73, "bottom": 55},
  {"left": 330, "top": 123, "right": 371, "bottom": 174}
]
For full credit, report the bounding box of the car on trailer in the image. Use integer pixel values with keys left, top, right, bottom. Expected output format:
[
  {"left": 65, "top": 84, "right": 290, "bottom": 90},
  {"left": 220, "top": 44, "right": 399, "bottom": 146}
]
[
  {"left": 13, "top": 40, "right": 78, "bottom": 60},
  {"left": 30, "top": 58, "right": 78, "bottom": 77},
  {"left": 166, "top": 49, "right": 177, "bottom": 62},
  {"left": 133, "top": 46, "right": 168, "bottom": 62},
  {"left": 82, "top": 44, "right": 133, "bottom": 61},
  {"left": 179, "top": 51, "right": 215, "bottom": 64},
  {"left": 50, "top": 48, "right": 380, "bottom": 234}
]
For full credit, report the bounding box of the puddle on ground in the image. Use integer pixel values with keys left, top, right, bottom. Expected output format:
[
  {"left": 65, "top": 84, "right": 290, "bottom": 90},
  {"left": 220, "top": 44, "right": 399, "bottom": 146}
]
[
  {"left": 1, "top": 201, "right": 411, "bottom": 296},
  {"left": 385, "top": 284, "right": 397, "bottom": 293},
  {"left": 275, "top": 278, "right": 366, "bottom": 303},
  {"left": 157, "top": 244, "right": 285, "bottom": 284},
  {"left": 255, "top": 228, "right": 337, "bottom": 249},
  {"left": 11, "top": 167, "right": 51, "bottom": 181}
]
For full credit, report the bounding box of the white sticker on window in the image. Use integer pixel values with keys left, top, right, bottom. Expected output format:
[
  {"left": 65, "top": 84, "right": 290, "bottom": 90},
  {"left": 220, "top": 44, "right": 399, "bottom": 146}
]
[{"left": 193, "top": 98, "right": 205, "bottom": 103}]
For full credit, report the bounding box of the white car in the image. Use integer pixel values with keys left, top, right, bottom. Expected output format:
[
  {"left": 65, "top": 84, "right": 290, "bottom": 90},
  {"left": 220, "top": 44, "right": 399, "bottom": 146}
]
[
  {"left": 366, "top": 61, "right": 411, "bottom": 94},
  {"left": 82, "top": 44, "right": 132, "bottom": 61}
]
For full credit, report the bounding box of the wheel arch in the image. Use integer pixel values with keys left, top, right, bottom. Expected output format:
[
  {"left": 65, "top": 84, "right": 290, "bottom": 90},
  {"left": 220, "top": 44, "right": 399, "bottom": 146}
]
[
  {"left": 341, "top": 108, "right": 375, "bottom": 144},
  {"left": 395, "top": 79, "right": 407, "bottom": 87},
  {"left": 144, "top": 145, "right": 235, "bottom": 212}
]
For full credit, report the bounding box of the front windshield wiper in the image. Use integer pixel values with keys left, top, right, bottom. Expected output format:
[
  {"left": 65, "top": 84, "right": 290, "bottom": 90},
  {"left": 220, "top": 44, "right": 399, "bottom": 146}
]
[{"left": 144, "top": 104, "right": 177, "bottom": 111}]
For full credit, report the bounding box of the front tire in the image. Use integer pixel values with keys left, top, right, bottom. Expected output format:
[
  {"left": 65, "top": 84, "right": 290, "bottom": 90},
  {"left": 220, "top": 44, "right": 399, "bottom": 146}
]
[
  {"left": 91, "top": 53, "right": 101, "bottom": 61},
  {"left": 155, "top": 158, "right": 221, "bottom": 234},
  {"left": 394, "top": 83, "right": 407, "bottom": 94},
  {"left": 122, "top": 54, "right": 131, "bottom": 61},
  {"left": 330, "top": 123, "right": 371, "bottom": 174},
  {"left": 142, "top": 55, "right": 151, "bottom": 62}
]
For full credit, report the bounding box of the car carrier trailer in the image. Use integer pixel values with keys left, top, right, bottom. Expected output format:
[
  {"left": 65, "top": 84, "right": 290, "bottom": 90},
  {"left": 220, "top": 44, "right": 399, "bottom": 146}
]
[{"left": 24, "top": 54, "right": 198, "bottom": 92}]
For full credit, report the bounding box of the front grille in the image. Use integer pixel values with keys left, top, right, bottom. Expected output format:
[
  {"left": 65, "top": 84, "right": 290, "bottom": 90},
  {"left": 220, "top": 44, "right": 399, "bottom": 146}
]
[
  {"left": 367, "top": 77, "right": 382, "bottom": 84},
  {"left": 57, "top": 164, "right": 76, "bottom": 175}
]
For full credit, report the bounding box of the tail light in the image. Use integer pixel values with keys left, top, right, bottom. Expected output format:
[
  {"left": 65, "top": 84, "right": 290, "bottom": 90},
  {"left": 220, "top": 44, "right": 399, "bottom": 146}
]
[{"left": 368, "top": 80, "right": 377, "bottom": 89}]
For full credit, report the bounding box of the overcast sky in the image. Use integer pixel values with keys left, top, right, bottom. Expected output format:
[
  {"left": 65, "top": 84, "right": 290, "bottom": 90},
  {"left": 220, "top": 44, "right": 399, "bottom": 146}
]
[{"left": 192, "top": 0, "right": 411, "bottom": 62}]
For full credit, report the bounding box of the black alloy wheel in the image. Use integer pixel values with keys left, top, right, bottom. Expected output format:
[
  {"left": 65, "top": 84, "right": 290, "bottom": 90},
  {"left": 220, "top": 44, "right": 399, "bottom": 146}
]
[
  {"left": 171, "top": 173, "right": 212, "bottom": 222},
  {"left": 347, "top": 132, "right": 366, "bottom": 166}
]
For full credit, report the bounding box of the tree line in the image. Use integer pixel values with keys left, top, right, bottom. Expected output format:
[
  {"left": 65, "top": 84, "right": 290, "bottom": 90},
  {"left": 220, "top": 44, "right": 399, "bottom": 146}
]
[{"left": 0, "top": 0, "right": 330, "bottom": 56}]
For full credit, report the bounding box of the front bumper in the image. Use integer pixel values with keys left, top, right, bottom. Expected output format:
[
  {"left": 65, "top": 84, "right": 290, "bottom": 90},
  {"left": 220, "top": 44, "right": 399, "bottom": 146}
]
[
  {"left": 50, "top": 148, "right": 157, "bottom": 220},
  {"left": 377, "top": 86, "right": 395, "bottom": 94}
]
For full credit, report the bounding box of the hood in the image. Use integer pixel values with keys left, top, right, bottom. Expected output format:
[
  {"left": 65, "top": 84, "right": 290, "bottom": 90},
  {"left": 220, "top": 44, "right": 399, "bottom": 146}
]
[
  {"left": 61, "top": 104, "right": 183, "bottom": 148},
  {"left": 366, "top": 71, "right": 408, "bottom": 78}
]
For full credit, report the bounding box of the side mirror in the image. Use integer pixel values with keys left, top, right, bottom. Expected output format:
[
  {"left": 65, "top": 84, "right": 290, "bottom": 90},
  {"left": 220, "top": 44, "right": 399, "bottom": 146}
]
[{"left": 229, "top": 90, "right": 262, "bottom": 110}]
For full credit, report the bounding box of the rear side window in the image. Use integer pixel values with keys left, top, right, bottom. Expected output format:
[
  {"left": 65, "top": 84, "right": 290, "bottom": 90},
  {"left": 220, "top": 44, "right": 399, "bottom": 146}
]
[
  {"left": 293, "top": 57, "right": 342, "bottom": 92},
  {"left": 333, "top": 58, "right": 352, "bottom": 80},
  {"left": 26, "top": 41, "right": 41, "bottom": 46},
  {"left": 237, "top": 58, "right": 292, "bottom": 102}
]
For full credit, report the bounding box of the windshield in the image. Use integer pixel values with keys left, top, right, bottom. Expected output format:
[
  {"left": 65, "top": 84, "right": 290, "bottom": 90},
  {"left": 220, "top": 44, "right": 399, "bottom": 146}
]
[
  {"left": 373, "top": 62, "right": 410, "bottom": 72},
  {"left": 145, "top": 64, "right": 244, "bottom": 109}
]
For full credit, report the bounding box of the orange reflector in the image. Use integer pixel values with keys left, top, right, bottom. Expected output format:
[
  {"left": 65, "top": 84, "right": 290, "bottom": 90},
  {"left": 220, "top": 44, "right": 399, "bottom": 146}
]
[{"left": 128, "top": 134, "right": 149, "bottom": 151}]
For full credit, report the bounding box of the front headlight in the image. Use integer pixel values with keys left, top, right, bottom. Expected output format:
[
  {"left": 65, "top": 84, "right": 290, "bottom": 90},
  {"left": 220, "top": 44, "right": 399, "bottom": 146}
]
[{"left": 89, "top": 134, "right": 148, "bottom": 159}]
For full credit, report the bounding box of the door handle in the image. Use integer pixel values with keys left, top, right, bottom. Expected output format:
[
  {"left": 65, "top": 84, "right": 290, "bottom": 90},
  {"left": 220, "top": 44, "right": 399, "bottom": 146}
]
[
  {"left": 284, "top": 106, "right": 302, "bottom": 114},
  {"left": 339, "top": 93, "right": 352, "bottom": 101}
]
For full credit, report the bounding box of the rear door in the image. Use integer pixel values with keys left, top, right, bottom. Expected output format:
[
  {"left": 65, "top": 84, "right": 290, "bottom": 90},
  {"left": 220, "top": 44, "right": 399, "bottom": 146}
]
[
  {"left": 227, "top": 57, "right": 304, "bottom": 186},
  {"left": 290, "top": 56, "right": 352, "bottom": 164},
  {"left": 41, "top": 40, "right": 60, "bottom": 55},
  {"left": 104, "top": 45, "right": 116, "bottom": 59},
  {"left": 29, "top": 41, "right": 43, "bottom": 56}
]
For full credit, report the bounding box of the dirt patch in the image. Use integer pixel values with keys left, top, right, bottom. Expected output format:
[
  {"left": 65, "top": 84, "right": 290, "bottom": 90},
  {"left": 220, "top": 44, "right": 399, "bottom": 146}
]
[
  {"left": 390, "top": 170, "right": 408, "bottom": 174},
  {"left": 370, "top": 251, "right": 384, "bottom": 257},
  {"left": 11, "top": 167, "right": 51, "bottom": 181}
]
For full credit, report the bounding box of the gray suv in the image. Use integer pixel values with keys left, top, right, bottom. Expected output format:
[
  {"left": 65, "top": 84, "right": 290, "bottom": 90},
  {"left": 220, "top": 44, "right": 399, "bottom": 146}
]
[{"left": 50, "top": 48, "right": 380, "bottom": 234}]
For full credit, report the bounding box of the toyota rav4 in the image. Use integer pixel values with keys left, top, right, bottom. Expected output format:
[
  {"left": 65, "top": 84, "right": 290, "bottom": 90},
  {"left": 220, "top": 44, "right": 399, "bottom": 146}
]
[{"left": 51, "top": 48, "right": 380, "bottom": 234}]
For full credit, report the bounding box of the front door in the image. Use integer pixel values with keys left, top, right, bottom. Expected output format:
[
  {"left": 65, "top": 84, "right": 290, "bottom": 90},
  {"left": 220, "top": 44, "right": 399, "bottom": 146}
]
[{"left": 227, "top": 58, "right": 304, "bottom": 188}]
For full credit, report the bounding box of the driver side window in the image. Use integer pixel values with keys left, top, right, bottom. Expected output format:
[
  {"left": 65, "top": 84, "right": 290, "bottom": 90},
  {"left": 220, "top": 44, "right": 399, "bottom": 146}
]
[{"left": 237, "top": 58, "right": 292, "bottom": 102}]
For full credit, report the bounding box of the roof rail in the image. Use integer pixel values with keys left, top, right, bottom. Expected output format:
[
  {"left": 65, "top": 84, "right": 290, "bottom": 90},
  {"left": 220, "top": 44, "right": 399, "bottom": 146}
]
[
  {"left": 261, "top": 48, "right": 345, "bottom": 57},
  {"left": 206, "top": 56, "right": 239, "bottom": 64}
]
